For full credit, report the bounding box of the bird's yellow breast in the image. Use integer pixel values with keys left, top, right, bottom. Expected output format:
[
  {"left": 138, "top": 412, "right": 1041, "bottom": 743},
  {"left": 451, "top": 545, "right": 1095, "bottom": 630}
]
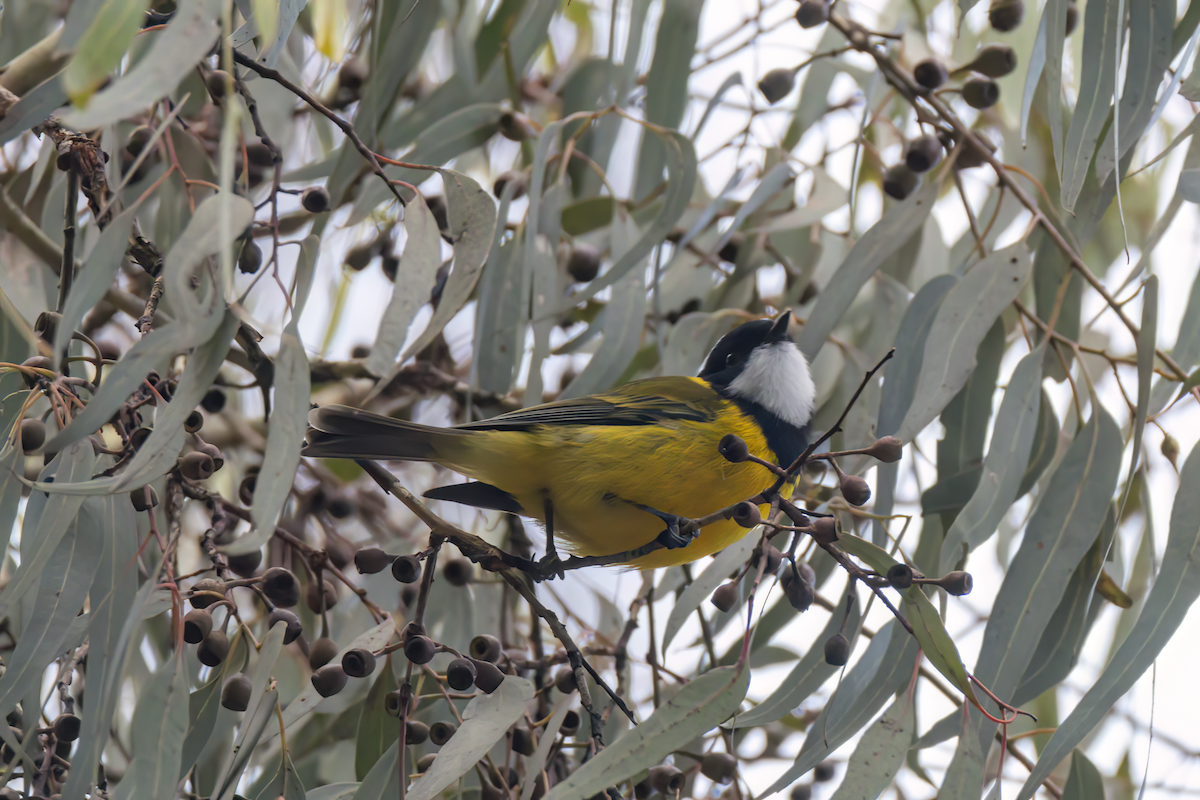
[{"left": 442, "top": 403, "right": 780, "bottom": 569}]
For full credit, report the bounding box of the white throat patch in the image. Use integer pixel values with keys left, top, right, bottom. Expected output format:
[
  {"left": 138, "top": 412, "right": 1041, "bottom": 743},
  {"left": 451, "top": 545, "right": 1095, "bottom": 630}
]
[{"left": 726, "top": 341, "right": 816, "bottom": 427}]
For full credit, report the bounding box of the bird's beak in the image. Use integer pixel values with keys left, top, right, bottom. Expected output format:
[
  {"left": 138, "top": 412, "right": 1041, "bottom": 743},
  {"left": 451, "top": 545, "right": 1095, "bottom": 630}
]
[{"left": 765, "top": 310, "right": 792, "bottom": 343}]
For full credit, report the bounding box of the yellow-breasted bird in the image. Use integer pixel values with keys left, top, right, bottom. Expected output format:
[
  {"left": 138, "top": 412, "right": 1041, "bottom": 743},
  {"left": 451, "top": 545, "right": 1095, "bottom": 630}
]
[{"left": 302, "top": 312, "right": 815, "bottom": 569}]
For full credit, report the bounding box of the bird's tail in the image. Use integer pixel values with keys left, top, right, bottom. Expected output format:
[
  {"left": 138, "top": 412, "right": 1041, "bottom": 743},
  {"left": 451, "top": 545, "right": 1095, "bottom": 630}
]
[{"left": 303, "top": 405, "right": 469, "bottom": 462}]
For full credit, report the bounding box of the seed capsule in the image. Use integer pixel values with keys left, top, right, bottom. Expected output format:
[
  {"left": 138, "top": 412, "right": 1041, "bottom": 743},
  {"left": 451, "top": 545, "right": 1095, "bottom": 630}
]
[
  {"left": 130, "top": 486, "right": 159, "bottom": 512},
  {"left": 205, "top": 69, "right": 231, "bottom": 98},
  {"left": 965, "top": 44, "right": 1018, "bottom": 78},
  {"left": 718, "top": 434, "right": 751, "bottom": 463},
  {"left": 493, "top": 171, "right": 527, "bottom": 200},
  {"left": 780, "top": 567, "right": 814, "bottom": 613},
  {"left": 794, "top": 0, "right": 829, "bottom": 28},
  {"left": 390, "top": 554, "right": 421, "bottom": 583},
  {"left": 446, "top": 657, "right": 478, "bottom": 691},
  {"left": 197, "top": 631, "right": 231, "bottom": 667},
  {"left": 757, "top": 68, "right": 796, "bottom": 105},
  {"left": 442, "top": 558, "right": 473, "bottom": 586},
  {"left": 913, "top": 58, "right": 948, "bottom": 90},
  {"left": 1065, "top": 1, "right": 1078, "bottom": 35},
  {"left": 955, "top": 131, "right": 998, "bottom": 170},
  {"left": 19, "top": 419, "right": 45, "bottom": 453},
  {"left": 711, "top": 581, "right": 740, "bottom": 613},
  {"left": 305, "top": 580, "right": 338, "bottom": 613},
  {"left": 701, "top": 752, "right": 738, "bottom": 784},
  {"left": 561, "top": 710, "right": 581, "bottom": 735},
  {"left": 354, "top": 547, "right": 395, "bottom": 574},
  {"left": 824, "top": 633, "right": 850, "bottom": 666},
  {"left": 554, "top": 667, "right": 577, "bottom": 694},
  {"left": 905, "top": 134, "right": 943, "bottom": 173},
  {"left": 497, "top": 111, "right": 533, "bottom": 142},
  {"left": 189, "top": 578, "right": 226, "bottom": 609},
  {"left": 342, "top": 648, "right": 377, "bottom": 678},
  {"left": 268, "top": 608, "right": 303, "bottom": 644},
  {"left": 865, "top": 436, "right": 903, "bottom": 463},
  {"left": 761, "top": 544, "right": 784, "bottom": 574},
  {"left": 886, "top": 563, "right": 914, "bottom": 589},
  {"left": 183, "top": 609, "right": 213, "bottom": 644},
  {"left": 221, "top": 674, "right": 253, "bottom": 711},
  {"left": 470, "top": 634, "right": 502, "bottom": 662},
  {"left": 648, "top": 765, "right": 684, "bottom": 795},
  {"left": 262, "top": 567, "right": 301, "bottom": 607},
  {"left": 429, "top": 721, "right": 458, "bottom": 746},
  {"left": 512, "top": 727, "right": 535, "bottom": 756},
  {"left": 988, "top": 0, "right": 1025, "bottom": 32},
  {"left": 338, "top": 57, "right": 369, "bottom": 90},
  {"left": 226, "top": 549, "right": 262, "bottom": 578},
  {"left": 201, "top": 388, "right": 226, "bottom": 413},
  {"left": 385, "top": 689, "right": 408, "bottom": 718},
  {"left": 962, "top": 76, "right": 1000, "bottom": 109},
  {"left": 416, "top": 754, "right": 437, "bottom": 772},
  {"left": 52, "top": 714, "right": 81, "bottom": 743},
  {"left": 472, "top": 658, "right": 506, "bottom": 693},
  {"left": 308, "top": 637, "right": 339, "bottom": 670},
  {"left": 566, "top": 243, "right": 602, "bottom": 283},
  {"left": 813, "top": 761, "right": 836, "bottom": 782},
  {"left": 178, "top": 451, "right": 216, "bottom": 481},
  {"left": 301, "top": 186, "right": 330, "bottom": 213},
  {"left": 939, "top": 571, "right": 974, "bottom": 596},
  {"left": 311, "top": 664, "right": 348, "bottom": 697},
  {"left": 405, "top": 720, "right": 430, "bottom": 743},
  {"left": 732, "top": 502, "right": 761, "bottom": 529},
  {"left": 404, "top": 636, "right": 437, "bottom": 665},
  {"left": 238, "top": 240, "right": 263, "bottom": 274},
  {"left": 839, "top": 474, "right": 872, "bottom": 506},
  {"left": 809, "top": 516, "right": 837, "bottom": 545},
  {"left": 882, "top": 163, "right": 919, "bottom": 200}
]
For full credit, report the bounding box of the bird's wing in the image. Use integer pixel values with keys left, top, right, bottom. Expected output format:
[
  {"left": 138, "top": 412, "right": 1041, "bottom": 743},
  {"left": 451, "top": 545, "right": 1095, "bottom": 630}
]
[{"left": 455, "top": 377, "right": 721, "bottom": 431}]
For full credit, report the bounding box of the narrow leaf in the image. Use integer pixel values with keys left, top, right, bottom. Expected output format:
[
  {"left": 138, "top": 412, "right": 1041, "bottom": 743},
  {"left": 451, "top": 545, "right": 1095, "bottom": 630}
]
[
  {"left": 545, "top": 666, "right": 749, "bottom": 800},
  {"left": 111, "top": 651, "right": 189, "bottom": 800},
  {"left": 897, "top": 243, "right": 1032, "bottom": 442},
  {"left": 1016, "top": 439, "right": 1200, "bottom": 799},
  {"left": 828, "top": 694, "right": 915, "bottom": 800},
  {"left": 408, "top": 676, "right": 536, "bottom": 800}
]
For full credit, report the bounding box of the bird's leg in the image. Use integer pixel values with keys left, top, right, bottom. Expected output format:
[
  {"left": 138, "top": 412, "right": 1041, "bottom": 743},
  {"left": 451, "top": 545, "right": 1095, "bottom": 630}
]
[
  {"left": 534, "top": 494, "right": 566, "bottom": 581},
  {"left": 619, "top": 498, "right": 699, "bottom": 550}
]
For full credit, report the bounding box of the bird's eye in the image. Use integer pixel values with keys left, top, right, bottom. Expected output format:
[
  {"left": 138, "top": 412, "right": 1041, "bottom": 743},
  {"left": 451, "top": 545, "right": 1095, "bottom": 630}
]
[{"left": 725, "top": 353, "right": 737, "bottom": 367}]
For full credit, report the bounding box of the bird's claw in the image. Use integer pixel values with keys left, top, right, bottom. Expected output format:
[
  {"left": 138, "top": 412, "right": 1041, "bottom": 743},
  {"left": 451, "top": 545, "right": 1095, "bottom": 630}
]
[{"left": 656, "top": 517, "right": 698, "bottom": 550}]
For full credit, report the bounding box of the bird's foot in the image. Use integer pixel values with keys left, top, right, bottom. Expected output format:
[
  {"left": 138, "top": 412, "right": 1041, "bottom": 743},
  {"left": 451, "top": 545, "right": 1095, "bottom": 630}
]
[
  {"left": 531, "top": 551, "right": 566, "bottom": 582},
  {"left": 655, "top": 517, "right": 699, "bottom": 550}
]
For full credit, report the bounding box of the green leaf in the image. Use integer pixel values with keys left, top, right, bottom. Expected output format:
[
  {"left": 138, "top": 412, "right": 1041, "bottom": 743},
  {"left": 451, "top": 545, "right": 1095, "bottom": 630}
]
[
  {"left": 408, "top": 676, "right": 536, "bottom": 800},
  {"left": 213, "top": 623, "right": 287, "bottom": 800},
  {"left": 365, "top": 196, "right": 441, "bottom": 376},
  {"left": 61, "top": 0, "right": 221, "bottom": 129},
  {"left": 63, "top": 0, "right": 148, "bottom": 105},
  {"left": 1017, "top": 389, "right": 1060, "bottom": 498},
  {"left": 1119, "top": 276, "right": 1156, "bottom": 521},
  {"left": 634, "top": 0, "right": 702, "bottom": 200},
  {"left": 180, "top": 632, "right": 250, "bottom": 778},
  {"left": 0, "top": 442, "right": 94, "bottom": 621},
  {"left": 519, "top": 696, "right": 574, "bottom": 800},
  {"left": 827, "top": 693, "right": 914, "bottom": 800},
  {"left": 1094, "top": 0, "right": 1175, "bottom": 183},
  {"left": 662, "top": 535, "right": 759, "bottom": 650},
  {"left": 472, "top": 212, "right": 527, "bottom": 393},
  {"left": 110, "top": 651, "right": 189, "bottom": 800},
  {"left": 545, "top": 666, "right": 749, "bottom": 800},
  {"left": 392, "top": 170, "right": 495, "bottom": 364},
  {"left": 1062, "top": 749, "right": 1105, "bottom": 800},
  {"left": 1060, "top": 0, "right": 1125, "bottom": 212},
  {"left": 937, "top": 710, "right": 986, "bottom": 800},
  {"left": 229, "top": 237, "right": 318, "bottom": 554},
  {"left": 1016, "top": 437, "right": 1200, "bottom": 799},
  {"left": 560, "top": 212, "right": 648, "bottom": 398},
  {"left": 797, "top": 179, "right": 939, "bottom": 361},
  {"left": 0, "top": 477, "right": 104, "bottom": 715},
  {"left": 903, "top": 587, "right": 980, "bottom": 706},
  {"left": 897, "top": 243, "right": 1033, "bottom": 442},
  {"left": 939, "top": 345, "right": 1045, "bottom": 572},
  {"left": 53, "top": 208, "right": 136, "bottom": 366},
  {"left": 350, "top": 740, "right": 400, "bottom": 800},
  {"left": 250, "top": 749, "right": 306, "bottom": 800},
  {"left": 763, "top": 620, "right": 919, "bottom": 795},
  {"left": 354, "top": 659, "right": 398, "bottom": 780},
  {"left": 729, "top": 589, "right": 862, "bottom": 729}
]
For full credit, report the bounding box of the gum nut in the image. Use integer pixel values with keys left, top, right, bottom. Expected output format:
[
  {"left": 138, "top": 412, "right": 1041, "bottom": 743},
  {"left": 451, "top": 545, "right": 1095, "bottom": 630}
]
[
  {"left": 648, "top": 765, "right": 684, "bottom": 795},
  {"left": 341, "top": 647, "right": 378, "bottom": 678},
  {"left": 178, "top": 451, "right": 216, "bottom": 481},
  {"left": 226, "top": 549, "right": 262, "bottom": 578},
  {"left": 308, "top": 637, "right": 339, "bottom": 670},
  {"left": 718, "top": 434, "right": 750, "bottom": 463},
  {"left": 472, "top": 658, "right": 506, "bottom": 693},
  {"left": 967, "top": 44, "right": 1018, "bottom": 78},
  {"left": 988, "top": 0, "right": 1025, "bottom": 32},
  {"left": 913, "top": 58, "right": 948, "bottom": 90},
  {"left": 904, "top": 134, "right": 943, "bottom": 173},
  {"left": 189, "top": 578, "right": 225, "bottom": 609},
  {"left": 470, "top": 634, "right": 502, "bottom": 662},
  {"left": 238, "top": 240, "right": 262, "bottom": 274},
  {"left": 442, "top": 557, "right": 473, "bottom": 586},
  {"left": 711, "top": 581, "right": 740, "bottom": 613},
  {"left": 732, "top": 502, "right": 761, "bottom": 529},
  {"left": 197, "top": 631, "right": 230, "bottom": 667},
  {"left": 429, "top": 721, "right": 458, "bottom": 746},
  {"left": 566, "top": 243, "right": 602, "bottom": 283},
  {"left": 405, "top": 720, "right": 430, "bottom": 743},
  {"left": 305, "top": 580, "right": 338, "bottom": 613},
  {"left": 220, "top": 674, "right": 253, "bottom": 712},
  {"left": 261, "top": 567, "right": 300, "bottom": 607},
  {"left": 823, "top": 633, "right": 850, "bottom": 666},
  {"left": 962, "top": 76, "right": 1000, "bottom": 109},
  {"left": 446, "top": 657, "right": 478, "bottom": 691},
  {"left": 882, "top": 163, "right": 919, "bottom": 200},
  {"left": 19, "top": 419, "right": 45, "bottom": 453},
  {"left": 301, "top": 186, "right": 331, "bottom": 213},
  {"left": 794, "top": 0, "right": 829, "bottom": 29},
  {"left": 267, "top": 608, "right": 303, "bottom": 644},
  {"left": 839, "top": 474, "right": 872, "bottom": 506},
  {"left": 757, "top": 68, "right": 796, "bottom": 104},
  {"left": 130, "top": 486, "right": 159, "bottom": 512},
  {"left": 391, "top": 554, "right": 421, "bottom": 583},
  {"left": 809, "top": 516, "right": 838, "bottom": 545},
  {"left": 701, "top": 753, "right": 738, "bottom": 784},
  {"left": 354, "top": 547, "right": 395, "bottom": 574},
  {"left": 404, "top": 635, "right": 436, "bottom": 665},
  {"left": 865, "top": 436, "right": 903, "bottom": 462},
  {"left": 554, "top": 667, "right": 577, "bottom": 694},
  {"left": 183, "top": 609, "right": 213, "bottom": 644},
  {"left": 886, "top": 563, "right": 914, "bottom": 589},
  {"left": 311, "top": 664, "right": 348, "bottom": 697},
  {"left": 52, "top": 714, "right": 81, "bottom": 743},
  {"left": 940, "top": 571, "right": 974, "bottom": 596}
]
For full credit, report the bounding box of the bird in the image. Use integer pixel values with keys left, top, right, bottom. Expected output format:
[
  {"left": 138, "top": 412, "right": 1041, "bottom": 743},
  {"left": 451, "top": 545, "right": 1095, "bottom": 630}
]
[{"left": 302, "top": 311, "right": 816, "bottom": 570}]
